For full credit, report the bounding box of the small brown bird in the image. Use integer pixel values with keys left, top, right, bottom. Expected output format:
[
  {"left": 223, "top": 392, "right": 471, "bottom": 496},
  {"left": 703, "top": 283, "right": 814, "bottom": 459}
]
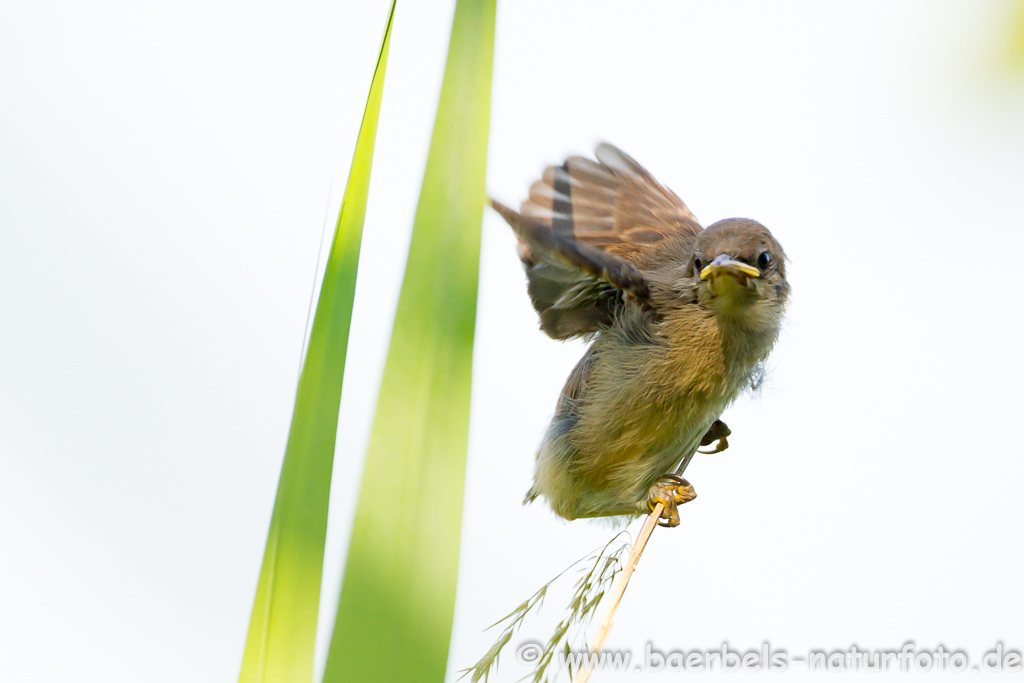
[{"left": 491, "top": 144, "right": 789, "bottom": 527}]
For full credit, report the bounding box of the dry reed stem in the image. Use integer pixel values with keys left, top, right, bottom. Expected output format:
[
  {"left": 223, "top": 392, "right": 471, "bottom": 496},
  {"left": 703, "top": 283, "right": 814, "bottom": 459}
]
[{"left": 571, "top": 502, "right": 664, "bottom": 683}]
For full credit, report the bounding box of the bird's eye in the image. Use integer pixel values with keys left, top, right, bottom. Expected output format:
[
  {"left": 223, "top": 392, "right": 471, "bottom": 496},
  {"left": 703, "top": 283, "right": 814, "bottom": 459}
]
[
  {"left": 757, "top": 251, "right": 772, "bottom": 270},
  {"left": 694, "top": 256, "right": 702, "bottom": 272}
]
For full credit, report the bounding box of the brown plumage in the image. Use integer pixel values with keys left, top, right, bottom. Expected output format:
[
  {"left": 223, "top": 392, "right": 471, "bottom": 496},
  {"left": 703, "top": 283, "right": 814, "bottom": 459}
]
[{"left": 491, "top": 144, "right": 790, "bottom": 524}]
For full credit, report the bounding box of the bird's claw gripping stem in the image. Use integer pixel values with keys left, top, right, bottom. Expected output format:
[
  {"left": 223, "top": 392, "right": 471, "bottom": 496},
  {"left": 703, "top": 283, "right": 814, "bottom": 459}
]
[{"left": 646, "top": 474, "right": 696, "bottom": 527}]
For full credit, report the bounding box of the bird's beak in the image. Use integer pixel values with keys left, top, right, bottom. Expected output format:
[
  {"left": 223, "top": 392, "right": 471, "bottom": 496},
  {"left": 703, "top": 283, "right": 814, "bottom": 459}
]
[{"left": 700, "top": 254, "right": 760, "bottom": 282}]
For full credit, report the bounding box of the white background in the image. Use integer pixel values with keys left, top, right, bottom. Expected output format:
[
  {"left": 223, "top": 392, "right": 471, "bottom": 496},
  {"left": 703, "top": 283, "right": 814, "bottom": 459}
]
[{"left": 2, "top": 1, "right": 1023, "bottom": 681}]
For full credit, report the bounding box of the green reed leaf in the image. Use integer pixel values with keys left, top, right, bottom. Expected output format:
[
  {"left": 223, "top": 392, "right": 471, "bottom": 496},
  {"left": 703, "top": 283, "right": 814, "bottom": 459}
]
[
  {"left": 323, "top": 0, "right": 495, "bottom": 681},
  {"left": 237, "top": 4, "right": 395, "bottom": 682}
]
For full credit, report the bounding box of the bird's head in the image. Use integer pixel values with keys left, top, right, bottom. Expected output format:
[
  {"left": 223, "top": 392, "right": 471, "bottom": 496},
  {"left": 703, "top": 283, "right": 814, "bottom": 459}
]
[{"left": 688, "top": 218, "right": 790, "bottom": 327}]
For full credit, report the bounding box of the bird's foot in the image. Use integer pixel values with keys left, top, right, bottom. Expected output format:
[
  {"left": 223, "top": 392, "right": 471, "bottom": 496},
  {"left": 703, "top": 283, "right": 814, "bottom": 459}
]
[
  {"left": 645, "top": 474, "right": 696, "bottom": 527},
  {"left": 698, "top": 419, "right": 731, "bottom": 454}
]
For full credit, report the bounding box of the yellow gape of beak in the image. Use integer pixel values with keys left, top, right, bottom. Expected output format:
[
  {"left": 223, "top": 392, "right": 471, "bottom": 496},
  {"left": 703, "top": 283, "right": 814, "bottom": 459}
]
[{"left": 700, "top": 255, "right": 761, "bottom": 281}]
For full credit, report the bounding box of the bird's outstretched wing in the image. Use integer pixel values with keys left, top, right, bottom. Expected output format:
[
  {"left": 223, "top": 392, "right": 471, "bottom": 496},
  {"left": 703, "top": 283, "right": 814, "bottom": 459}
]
[{"left": 492, "top": 143, "right": 702, "bottom": 339}]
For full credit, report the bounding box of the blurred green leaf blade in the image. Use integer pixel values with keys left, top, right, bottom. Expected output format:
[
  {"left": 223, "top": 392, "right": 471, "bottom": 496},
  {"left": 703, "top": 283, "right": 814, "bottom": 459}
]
[
  {"left": 323, "top": 0, "right": 496, "bottom": 681},
  {"left": 238, "top": 3, "right": 395, "bottom": 682}
]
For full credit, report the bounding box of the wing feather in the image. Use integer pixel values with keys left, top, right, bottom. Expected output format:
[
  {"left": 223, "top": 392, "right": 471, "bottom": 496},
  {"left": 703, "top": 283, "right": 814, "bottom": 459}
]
[{"left": 494, "top": 144, "right": 701, "bottom": 339}]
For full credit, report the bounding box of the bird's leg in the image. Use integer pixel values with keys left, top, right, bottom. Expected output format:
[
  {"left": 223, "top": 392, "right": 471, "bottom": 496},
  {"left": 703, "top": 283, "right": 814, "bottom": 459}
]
[
  {"left": 698, "top": 419, "right": 731, "bottom": 454},
  {"left": 643, "top": 474, "right": 696, "bottom": 527}
]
